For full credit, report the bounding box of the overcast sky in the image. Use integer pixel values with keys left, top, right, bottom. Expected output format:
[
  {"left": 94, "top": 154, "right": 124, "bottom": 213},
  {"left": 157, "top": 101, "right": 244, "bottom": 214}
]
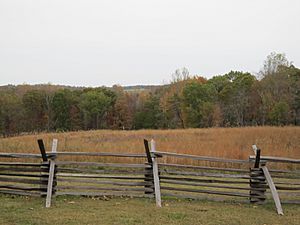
[{"left": 0, "top": 0, "right": 299, "bottom": 87}]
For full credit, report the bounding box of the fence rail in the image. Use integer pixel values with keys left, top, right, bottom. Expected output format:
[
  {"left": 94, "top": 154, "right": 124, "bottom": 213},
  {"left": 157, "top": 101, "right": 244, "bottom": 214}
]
[
  {"left": 0, "top": 160, "right": 49, "bottom": 197},
  {"left": 154, "top": 151, "right": 249, "bottom": 164},
  {"left": 249, "top": 155, "right": 300, "bottom": 164},
  {"left": 0, "top": 139, "right": 299, "bottom": 215}
]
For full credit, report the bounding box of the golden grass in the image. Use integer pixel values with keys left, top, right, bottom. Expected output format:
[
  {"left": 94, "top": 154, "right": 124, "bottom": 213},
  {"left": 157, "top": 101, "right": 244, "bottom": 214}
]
[{"left": 0, "top": 126, "right": 299, "bottom": 161}]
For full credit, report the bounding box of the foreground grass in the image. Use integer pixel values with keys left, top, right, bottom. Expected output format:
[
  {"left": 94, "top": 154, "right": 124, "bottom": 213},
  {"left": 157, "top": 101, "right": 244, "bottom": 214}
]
[{"left": 1, "top": 195, "right": 299, "bottom": 225}]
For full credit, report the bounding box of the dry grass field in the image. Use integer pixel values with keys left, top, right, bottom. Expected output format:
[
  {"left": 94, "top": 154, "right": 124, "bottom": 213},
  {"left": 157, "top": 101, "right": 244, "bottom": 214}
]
[{"left": 0, "top": 126, "right": 299, "bottom": 160}]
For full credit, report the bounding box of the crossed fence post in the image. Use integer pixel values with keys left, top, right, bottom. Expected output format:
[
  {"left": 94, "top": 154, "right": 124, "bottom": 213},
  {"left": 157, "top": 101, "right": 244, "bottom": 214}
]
[
  {"left": 250, "top": 145, "right": 283, "bottom": 215},
  {"left": 144, "top": 139, "right": 162, "bottom": 207},
  {"left": 37, "top": 139, "right": 58, "bottom": 208},
  {"left": 249, "top": 145, "right": 267, "bottom": 204}
]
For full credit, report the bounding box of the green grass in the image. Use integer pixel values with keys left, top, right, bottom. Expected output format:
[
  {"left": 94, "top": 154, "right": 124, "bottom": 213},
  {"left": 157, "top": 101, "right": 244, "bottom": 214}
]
[{"left": 1, "top": 194, "right": 299, "bottom": 225}]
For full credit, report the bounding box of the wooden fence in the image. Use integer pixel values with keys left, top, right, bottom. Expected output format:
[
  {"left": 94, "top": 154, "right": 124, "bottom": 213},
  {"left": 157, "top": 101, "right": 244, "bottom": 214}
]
[{"left": 0, "top": 139, "right": 299, "bottom": 214}]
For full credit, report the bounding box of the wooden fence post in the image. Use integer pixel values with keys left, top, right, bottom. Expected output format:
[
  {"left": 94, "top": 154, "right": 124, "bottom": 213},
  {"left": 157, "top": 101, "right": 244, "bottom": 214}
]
[
  {"left": 262, "top": 166, "right": 284, "bottom": 215},
  {"left": 143, "top": 139, "right": 154, "bottom": 195},
  {"left": 249, "top": 168, "right": 267, "bottom": 203},
  {"left": 250, "top": 145, "right": 284, "bottom": 214},
  {"left": 249, "top": 145, "right": 266, "bottom": 204},
  {"left": 150, "top": 139, "right": 162, "bottom": 207},
  {"left": 45, "top": 139, "right": 58, "bottom": 208},
  {"left": 37, "top": 139, "right": 48, "bottom": 162},
  {"left": 40, "top": 162, "right": 49, "bottom": 196},
  {"left": 37, "top": 139, "right": 49, "bottom": 196}
]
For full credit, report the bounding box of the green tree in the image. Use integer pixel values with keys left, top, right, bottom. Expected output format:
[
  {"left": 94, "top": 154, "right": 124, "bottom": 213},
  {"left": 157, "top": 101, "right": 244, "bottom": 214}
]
[
  {"left": 52, "top": 89, "right": 83, "bottom": 131},
  {"left": 182, "top": 82, "right": 217, "bottom": 127},
  {"left": 258, "top": 63, "right": 296, "bottom": 125},
  {"left": 208, "top": 71, "right": 256, "bottom": 126},
  {"left": 80, "top": 88, "right": 115, "bottom": 129},
  {"left": 133, "top": 95, "right": 165, "bottom": 129},
  {"left": 278, "top": 65, "right": 300, "bottom": 125},
  {"left": 269, "top": 101, "right": 289, "bottom": 125}
]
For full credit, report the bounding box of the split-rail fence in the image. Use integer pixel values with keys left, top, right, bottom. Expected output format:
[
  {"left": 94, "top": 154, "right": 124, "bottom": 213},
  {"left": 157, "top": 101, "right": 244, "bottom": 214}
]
[{"left": 0, "top": 139, "right": 299, "bottom": 214}]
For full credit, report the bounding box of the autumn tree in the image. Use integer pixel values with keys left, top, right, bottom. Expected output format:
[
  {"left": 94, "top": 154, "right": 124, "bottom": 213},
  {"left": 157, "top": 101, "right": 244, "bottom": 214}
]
[
  {"left": 0, "top": 92, "right": 22, "bottom": 136},
  {"left": 110, "top": 85, "right": 133, "bottom": 129},
  {"left": 159, "top": 68, "right": 198, "bottom": 128},
  {"left": 0, "top": 52, "right": 299, "bottom": 135},
  {"left": 22, "top": 90, "right": 48, "bottom": 132},
  {"left": 260, "top": 52, "right": 291, "bottom": 77}
]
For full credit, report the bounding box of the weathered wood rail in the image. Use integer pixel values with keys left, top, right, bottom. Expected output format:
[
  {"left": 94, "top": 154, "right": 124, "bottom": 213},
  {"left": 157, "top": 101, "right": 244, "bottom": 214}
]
[
  {"left": 0, "top": 160, "right": 49, "bottom": 196},
  {"left": 0, "top": 139, "right": 299, "bottom": 215},
  {"left": 154, "top": 150, "right": 254, "bottom": 202}
]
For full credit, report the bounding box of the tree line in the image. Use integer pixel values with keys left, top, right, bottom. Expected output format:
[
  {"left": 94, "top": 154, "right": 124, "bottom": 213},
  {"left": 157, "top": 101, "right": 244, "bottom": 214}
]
[{"left": 0, "top": 52, "right": 299, "bottom": 137}]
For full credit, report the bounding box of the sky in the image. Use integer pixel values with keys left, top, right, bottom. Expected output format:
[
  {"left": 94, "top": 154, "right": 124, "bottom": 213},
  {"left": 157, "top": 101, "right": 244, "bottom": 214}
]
[{"left": 0, "top": 0, "right": 299, "bottom": 87}]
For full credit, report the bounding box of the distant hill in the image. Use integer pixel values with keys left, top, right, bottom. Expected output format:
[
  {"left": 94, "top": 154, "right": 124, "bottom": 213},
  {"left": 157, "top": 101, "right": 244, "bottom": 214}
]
[
  {"left": 123, "top": 85, "right": 163, "bottom": 92},
  {"left": 0, "top": 84, "right": 164, "bottom": 95},
  {"left": 0, "top": 84, "right": 84, "bottom": 96}
]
